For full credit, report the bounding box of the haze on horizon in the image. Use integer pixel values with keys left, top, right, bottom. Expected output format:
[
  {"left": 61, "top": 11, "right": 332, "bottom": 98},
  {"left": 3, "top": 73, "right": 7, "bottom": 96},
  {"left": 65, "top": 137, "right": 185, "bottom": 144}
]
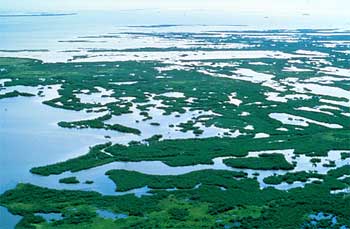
[{"left": 0, "top": 0, "right": 349, "bottom": 16}]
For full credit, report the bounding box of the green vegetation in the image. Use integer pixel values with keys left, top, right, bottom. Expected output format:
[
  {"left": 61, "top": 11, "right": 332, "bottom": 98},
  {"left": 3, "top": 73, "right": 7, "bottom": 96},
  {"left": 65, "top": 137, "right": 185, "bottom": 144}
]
[
  {"left": 310, "top": 157, "right": 322, "bottom": 165},
  {"left": 263, "top": 171, "right": 324, "bottom": 185},
  {"left": 16, "top": 214, "right": 45, "bottom": 229},
  {"left": 176, "top": 120, "right": 204, "bottom": 136},
  {"left": 223, "top": 153, "right": 294, "bottom": 170},
  {"left": 144, "top": 134, "right": 163, "bottom": 143},
  {"left": 327, "top": 165, "right": 350, "bottom": 178},
  {"left": 58, "top": 114, "right": 141, "bottom": 135},
  {"left": 29, "top": 130, "right": 350, "bottom": 176},
  {"left": 323, "top": 160, "right": 336, "bottom": 168},
  {"left": 1, "top": 54, "right": 348, "bottom": 138},
  {"left": 30, "top": 143, "right": 114, "bottom": 176},
  {"left": 1, "top": 28, "right": 350, "bottom": 228},
  {"left": 1, "top": 165, "right": 350, "bottom": 228},
  {"left": 0, "top": 90, "right": 35, "bottom": 99},
  {"left": 106, "top": 169, "right": 247, "bottom": 191},
  {"left": 341, "top": 152, "right": 350, "bottom": 160},
  {"left": 168, "top": 207, "right": 189, "bottom": 221},
  {"left": 59, "top": 176, "right": 80, "bottom": 184}
]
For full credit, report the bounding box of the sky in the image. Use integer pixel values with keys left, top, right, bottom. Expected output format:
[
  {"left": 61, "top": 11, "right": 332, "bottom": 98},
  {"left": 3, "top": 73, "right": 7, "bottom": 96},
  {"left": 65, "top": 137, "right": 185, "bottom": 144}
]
[{"left": 0, "top": 0, "right": 349, "bottom": 15}]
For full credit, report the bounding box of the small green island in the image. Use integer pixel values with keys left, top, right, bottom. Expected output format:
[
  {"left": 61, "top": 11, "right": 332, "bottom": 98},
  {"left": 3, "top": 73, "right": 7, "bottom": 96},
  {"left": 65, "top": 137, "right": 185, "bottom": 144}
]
[{"left": 59, "top": 176, "right": 80, "bottom": 184}]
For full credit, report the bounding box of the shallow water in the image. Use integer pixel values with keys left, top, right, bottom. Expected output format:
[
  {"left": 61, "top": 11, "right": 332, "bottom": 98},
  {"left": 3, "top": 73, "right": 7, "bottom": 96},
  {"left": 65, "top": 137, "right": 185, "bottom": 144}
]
[
  {"left": 0, "top": 86, "right": 232, "bottom": 197},
  {"left": 0, "top": 86, "right": 348, "bottom": 197},
  {"left": 1, "top": 11, "right": 349, "bottom": 51},
  {"left": 0, "top": 206, "right": 22, "bottom": 229},
  {"left": 35, "top": 213, "right": 63, "bottom": 222},
  {"left": 0, "top": 90, "right": 110, "bottom": 193},
  {"left": 1, "top": 11, "right": 350, "bottom": 227},
  {"left": 24, "top": 149, "right": 349, "bottom": 195},
  {"left": 268, "top": 113, "right": 343, "bottom": 129},
  {"left": 96, "top": 209, "right": 128, "bottom": 220}
]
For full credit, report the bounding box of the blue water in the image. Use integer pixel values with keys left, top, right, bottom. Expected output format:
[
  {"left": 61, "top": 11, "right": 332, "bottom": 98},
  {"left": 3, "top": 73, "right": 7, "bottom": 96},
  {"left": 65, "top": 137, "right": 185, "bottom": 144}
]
[
  {"left": 96, "top": 209, "right": 128, "bottom": 220},
  {"left": 0, "top": 10, "right": 349, "bottom": 51},
  {"left": 0, "top": 206, "right": 22, "bottom": 229},
  {"left": 0, "top": 95, "right": 108, "bottom": 194},
  {"left": 0, "top": 10, "right": 349, "bottom": 228},
  {"left": 35, "top": 213, "right": 63, "bottom": 222}
]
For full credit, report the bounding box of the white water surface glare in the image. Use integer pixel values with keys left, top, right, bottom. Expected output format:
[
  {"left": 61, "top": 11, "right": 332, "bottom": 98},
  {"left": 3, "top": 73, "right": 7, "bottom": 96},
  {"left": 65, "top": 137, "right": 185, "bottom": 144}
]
[
  {"left": 1, "top": 85, "right": 348, "bottom": 195},
  {"left": 0, "top": 11, "right": 350, "bottom": 227},
  {"left": 32, "top": 149, "right": 350, "bottom": 196}
]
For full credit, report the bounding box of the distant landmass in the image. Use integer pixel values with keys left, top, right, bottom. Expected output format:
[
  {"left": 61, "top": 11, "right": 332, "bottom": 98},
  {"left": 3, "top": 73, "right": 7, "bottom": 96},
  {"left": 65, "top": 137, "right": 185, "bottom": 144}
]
[
  {"left": 128, "top": 24, "right": 247, "bottom": 28},
  {"left": 0, "top": 13, "right": 76, "bottom": 17}
]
